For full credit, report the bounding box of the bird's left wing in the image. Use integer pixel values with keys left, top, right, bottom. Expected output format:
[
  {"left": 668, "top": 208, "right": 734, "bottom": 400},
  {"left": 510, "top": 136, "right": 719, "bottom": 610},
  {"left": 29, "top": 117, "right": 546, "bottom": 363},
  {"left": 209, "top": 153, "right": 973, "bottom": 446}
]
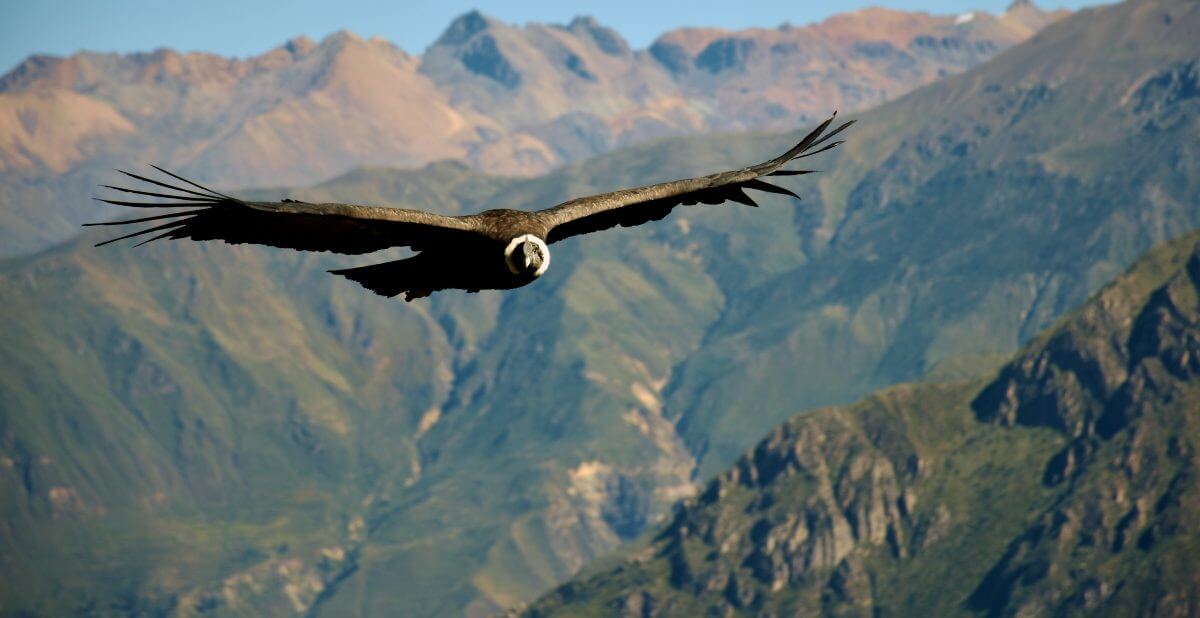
[
  {"left": 538, "top": 113, "right": 853, "bottom": 243},
  {"left": 88, "top": 166, "right": 484, "bottom": 255}
]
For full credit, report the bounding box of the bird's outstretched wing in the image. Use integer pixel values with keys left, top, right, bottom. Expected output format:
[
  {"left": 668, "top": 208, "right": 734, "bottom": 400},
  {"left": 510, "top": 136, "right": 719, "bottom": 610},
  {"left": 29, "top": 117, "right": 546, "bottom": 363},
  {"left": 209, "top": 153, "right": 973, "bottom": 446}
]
[
  {"left": 87, "top": 166, "right": 484, "bottom": 255},
  {"left": 538, "top": 113, "right": 853, "bottom": 243}
]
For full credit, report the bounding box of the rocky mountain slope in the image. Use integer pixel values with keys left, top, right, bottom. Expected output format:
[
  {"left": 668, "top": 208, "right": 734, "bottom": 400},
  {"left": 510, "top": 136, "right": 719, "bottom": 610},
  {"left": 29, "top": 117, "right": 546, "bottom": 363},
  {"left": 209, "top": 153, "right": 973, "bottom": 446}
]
[
  {"left": 0, "top": 4, "right": 1063, "bottom": 256},
  {"left": 1, "top": 0, "right": 1196, "bottom": 615},
  {"left": 665, "top": 0, "right": 1200, "bottom": 478},
  {"left": 526, "top": 228, "right": 1200, "bottom": 617}
]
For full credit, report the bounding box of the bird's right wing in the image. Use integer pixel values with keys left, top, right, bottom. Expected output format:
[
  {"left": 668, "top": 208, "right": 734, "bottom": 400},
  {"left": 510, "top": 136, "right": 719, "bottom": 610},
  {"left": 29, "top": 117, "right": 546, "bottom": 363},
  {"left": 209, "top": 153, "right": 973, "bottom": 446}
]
[
  {"left": 87, "top": 166, "right": 485, "bottom": 255},
  {"left": 538, "top": 113, "right": 853, "bottom": 243}
]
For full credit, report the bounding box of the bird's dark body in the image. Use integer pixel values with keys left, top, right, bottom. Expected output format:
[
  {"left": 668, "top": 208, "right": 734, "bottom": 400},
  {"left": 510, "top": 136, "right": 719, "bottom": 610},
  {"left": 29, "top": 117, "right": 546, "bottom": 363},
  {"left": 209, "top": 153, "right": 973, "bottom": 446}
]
[
  {"left": 331, "top": 208, "right": 552, "bottom": 299},
  {"left": 469, "top": 208, "right": 551, "bottom": 242},
  {"left": 89, "top": 114, "right": 853, "bottom": 301}
]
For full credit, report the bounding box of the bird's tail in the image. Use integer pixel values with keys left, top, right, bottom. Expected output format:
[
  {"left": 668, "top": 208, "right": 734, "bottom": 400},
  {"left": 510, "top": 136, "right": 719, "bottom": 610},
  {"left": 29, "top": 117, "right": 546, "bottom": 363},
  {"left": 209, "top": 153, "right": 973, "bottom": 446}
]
[{"left": 329, "top": 256, "right": 435, "bottom": 302}]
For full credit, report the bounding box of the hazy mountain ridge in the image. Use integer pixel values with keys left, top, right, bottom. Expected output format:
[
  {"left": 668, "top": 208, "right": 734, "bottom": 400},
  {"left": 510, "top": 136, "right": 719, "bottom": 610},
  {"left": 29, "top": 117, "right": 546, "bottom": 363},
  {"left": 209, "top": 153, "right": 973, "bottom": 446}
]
[
  {"left": 1, "top": 0, "right": 1197, "bottom": 615},
  {"left": 525, "top": 230, "right": 1200, "bottom": 617},
  {"left": 0, "top": 4, "right": 1063, "bottom": 256}
]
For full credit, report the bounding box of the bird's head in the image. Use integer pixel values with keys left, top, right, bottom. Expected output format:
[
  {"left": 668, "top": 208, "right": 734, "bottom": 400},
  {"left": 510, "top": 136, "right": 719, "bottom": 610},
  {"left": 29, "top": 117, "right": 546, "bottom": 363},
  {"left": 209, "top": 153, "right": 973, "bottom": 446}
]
[{"left": 504, "top": 234, "right": 550, "bottom": 278}]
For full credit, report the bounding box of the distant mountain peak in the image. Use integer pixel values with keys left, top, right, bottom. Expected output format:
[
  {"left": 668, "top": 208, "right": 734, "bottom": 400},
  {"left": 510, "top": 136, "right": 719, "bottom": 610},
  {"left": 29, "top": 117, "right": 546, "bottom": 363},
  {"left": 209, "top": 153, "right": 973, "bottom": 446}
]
[
  {"left": 567, "top": 15, "right": 600, "bottom": 28},
  {"left": 564, "top": 15, "right": 631, "bottom": 55},
  {"left": 284, "top": 36, "right": 316, "bottom": 56},
  {"left": 436, "top": 10, "right": 497, "bottom": 47},
  {"left": 321, "top": 29, "right": 364, "bottom": 48},
  {"left": 0, "top": 55, "right": 63, "bottom": 93}
]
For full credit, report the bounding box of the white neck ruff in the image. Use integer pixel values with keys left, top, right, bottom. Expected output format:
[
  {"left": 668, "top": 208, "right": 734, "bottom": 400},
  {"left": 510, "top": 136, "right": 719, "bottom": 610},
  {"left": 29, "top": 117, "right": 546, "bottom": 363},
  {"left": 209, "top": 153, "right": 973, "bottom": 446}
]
[{"left": 504, "top": 234, "right": 550, "bottom": 277}]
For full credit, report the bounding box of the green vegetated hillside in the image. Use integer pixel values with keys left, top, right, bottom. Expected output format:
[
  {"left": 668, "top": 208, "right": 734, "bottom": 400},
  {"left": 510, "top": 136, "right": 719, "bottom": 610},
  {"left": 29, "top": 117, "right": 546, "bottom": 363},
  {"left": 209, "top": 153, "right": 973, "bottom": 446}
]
[
  {"left": 0, "top": 162, "right": 514, "bottom": 615},
  {"left": 1, "top": 0, "right": 1198, "bottom": 614},
  {"left": 527, "top": 229, "right": 1200, "bottom": 616},
  {"left": 0, "top": 140, "right": 816, "bottom": 617},
  {"left": 667, "top": 0, "right": 1200, "bottom": 478}
]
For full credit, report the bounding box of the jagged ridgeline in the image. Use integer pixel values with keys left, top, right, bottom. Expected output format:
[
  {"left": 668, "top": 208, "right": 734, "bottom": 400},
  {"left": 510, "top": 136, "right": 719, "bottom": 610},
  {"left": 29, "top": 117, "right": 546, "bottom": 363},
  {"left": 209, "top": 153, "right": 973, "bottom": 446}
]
[
  {"left": 525, "top": 229, "right": 1200, "bottom": 617},
  {"left": 0, "top": 4, "right": 1062, "bottom": 257}
]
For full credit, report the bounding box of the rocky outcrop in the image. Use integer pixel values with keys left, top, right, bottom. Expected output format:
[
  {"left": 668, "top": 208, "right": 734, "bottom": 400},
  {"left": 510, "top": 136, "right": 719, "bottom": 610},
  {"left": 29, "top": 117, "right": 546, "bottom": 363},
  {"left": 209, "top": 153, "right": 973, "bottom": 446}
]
[
  {"left": 966, "top": 240, "right": 1200, "bottom": 615},
  {"left": 694, "top": 38, "right": 758, "bottom": 74},
  {"left": 458, "top": 34, "right": 523, "bottom": 88},
  {"left": 531, "top": 390, "right": 935, "bottom": 616},
  {"left": 975, "top": 247, "right": 1200, "bottom": 477}
]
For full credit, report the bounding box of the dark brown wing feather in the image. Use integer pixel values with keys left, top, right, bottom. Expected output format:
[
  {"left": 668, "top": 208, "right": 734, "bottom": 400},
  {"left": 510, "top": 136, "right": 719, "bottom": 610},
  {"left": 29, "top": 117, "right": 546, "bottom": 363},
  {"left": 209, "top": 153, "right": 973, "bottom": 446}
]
[
  {"left": 539, "top": 113, "right": 853, "bottom": 243},
  {"left": 87, "top": 166, "right": 485, "bottom": 255}
]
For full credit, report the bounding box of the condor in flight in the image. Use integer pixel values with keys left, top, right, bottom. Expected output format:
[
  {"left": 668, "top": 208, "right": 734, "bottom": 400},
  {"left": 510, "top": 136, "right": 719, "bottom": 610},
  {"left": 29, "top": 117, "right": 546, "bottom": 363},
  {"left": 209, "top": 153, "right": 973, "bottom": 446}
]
[{"left": 90, "top": 114, "right": 852, "bottom": 301}]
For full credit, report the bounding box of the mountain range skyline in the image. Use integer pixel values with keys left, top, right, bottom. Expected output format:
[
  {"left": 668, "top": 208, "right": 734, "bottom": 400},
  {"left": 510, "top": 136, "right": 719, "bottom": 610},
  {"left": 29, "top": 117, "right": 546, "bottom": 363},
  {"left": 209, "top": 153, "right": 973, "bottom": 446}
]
[
  {"left": 2, "top": 0, "right": 1101, "bottom": 75},
  {"left": 1, "top": 1, "right": 1065, "bottom": 257}
]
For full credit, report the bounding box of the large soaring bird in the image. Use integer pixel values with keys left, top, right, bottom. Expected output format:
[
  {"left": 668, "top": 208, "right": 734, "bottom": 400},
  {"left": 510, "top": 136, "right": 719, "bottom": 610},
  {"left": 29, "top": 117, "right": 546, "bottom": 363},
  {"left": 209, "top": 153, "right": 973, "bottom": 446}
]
[{"left": 90, "top": 114, "right": 852, "bottom": 300}]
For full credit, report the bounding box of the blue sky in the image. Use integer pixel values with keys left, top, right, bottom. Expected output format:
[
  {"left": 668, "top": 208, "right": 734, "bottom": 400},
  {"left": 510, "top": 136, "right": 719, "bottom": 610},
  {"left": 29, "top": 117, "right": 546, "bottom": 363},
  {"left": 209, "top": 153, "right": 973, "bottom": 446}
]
[{"left": 3, "top": 0, "right": 1101, "bottom": 75}]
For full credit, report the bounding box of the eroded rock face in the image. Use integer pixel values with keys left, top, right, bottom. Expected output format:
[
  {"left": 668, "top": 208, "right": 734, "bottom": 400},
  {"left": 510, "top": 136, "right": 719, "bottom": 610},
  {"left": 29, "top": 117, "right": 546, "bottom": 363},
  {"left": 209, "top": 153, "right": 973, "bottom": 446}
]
[
  {"left": 975, "top": 250, "right": 1200, "bottom": 480},
  {"left": 1133, "top": 59, "right": 1200, "bottom": 115},
  {"left": 646, "top": 406, "right": 924, "bottom": 612},
  {"left": 968, "top": 246, "right": 1200, "bottom": 615},
  {"left": 457, "top": 35, "right": 523, "bottom": 89},
  {"left": 694, "top": 38, "right": 758, "bottom": 74},
  {"left": 538, "top": 380, "right": 699, "bottom": 586},
  {"left": 972, "top": 282, "right": 1138, "bottom": 436}
]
